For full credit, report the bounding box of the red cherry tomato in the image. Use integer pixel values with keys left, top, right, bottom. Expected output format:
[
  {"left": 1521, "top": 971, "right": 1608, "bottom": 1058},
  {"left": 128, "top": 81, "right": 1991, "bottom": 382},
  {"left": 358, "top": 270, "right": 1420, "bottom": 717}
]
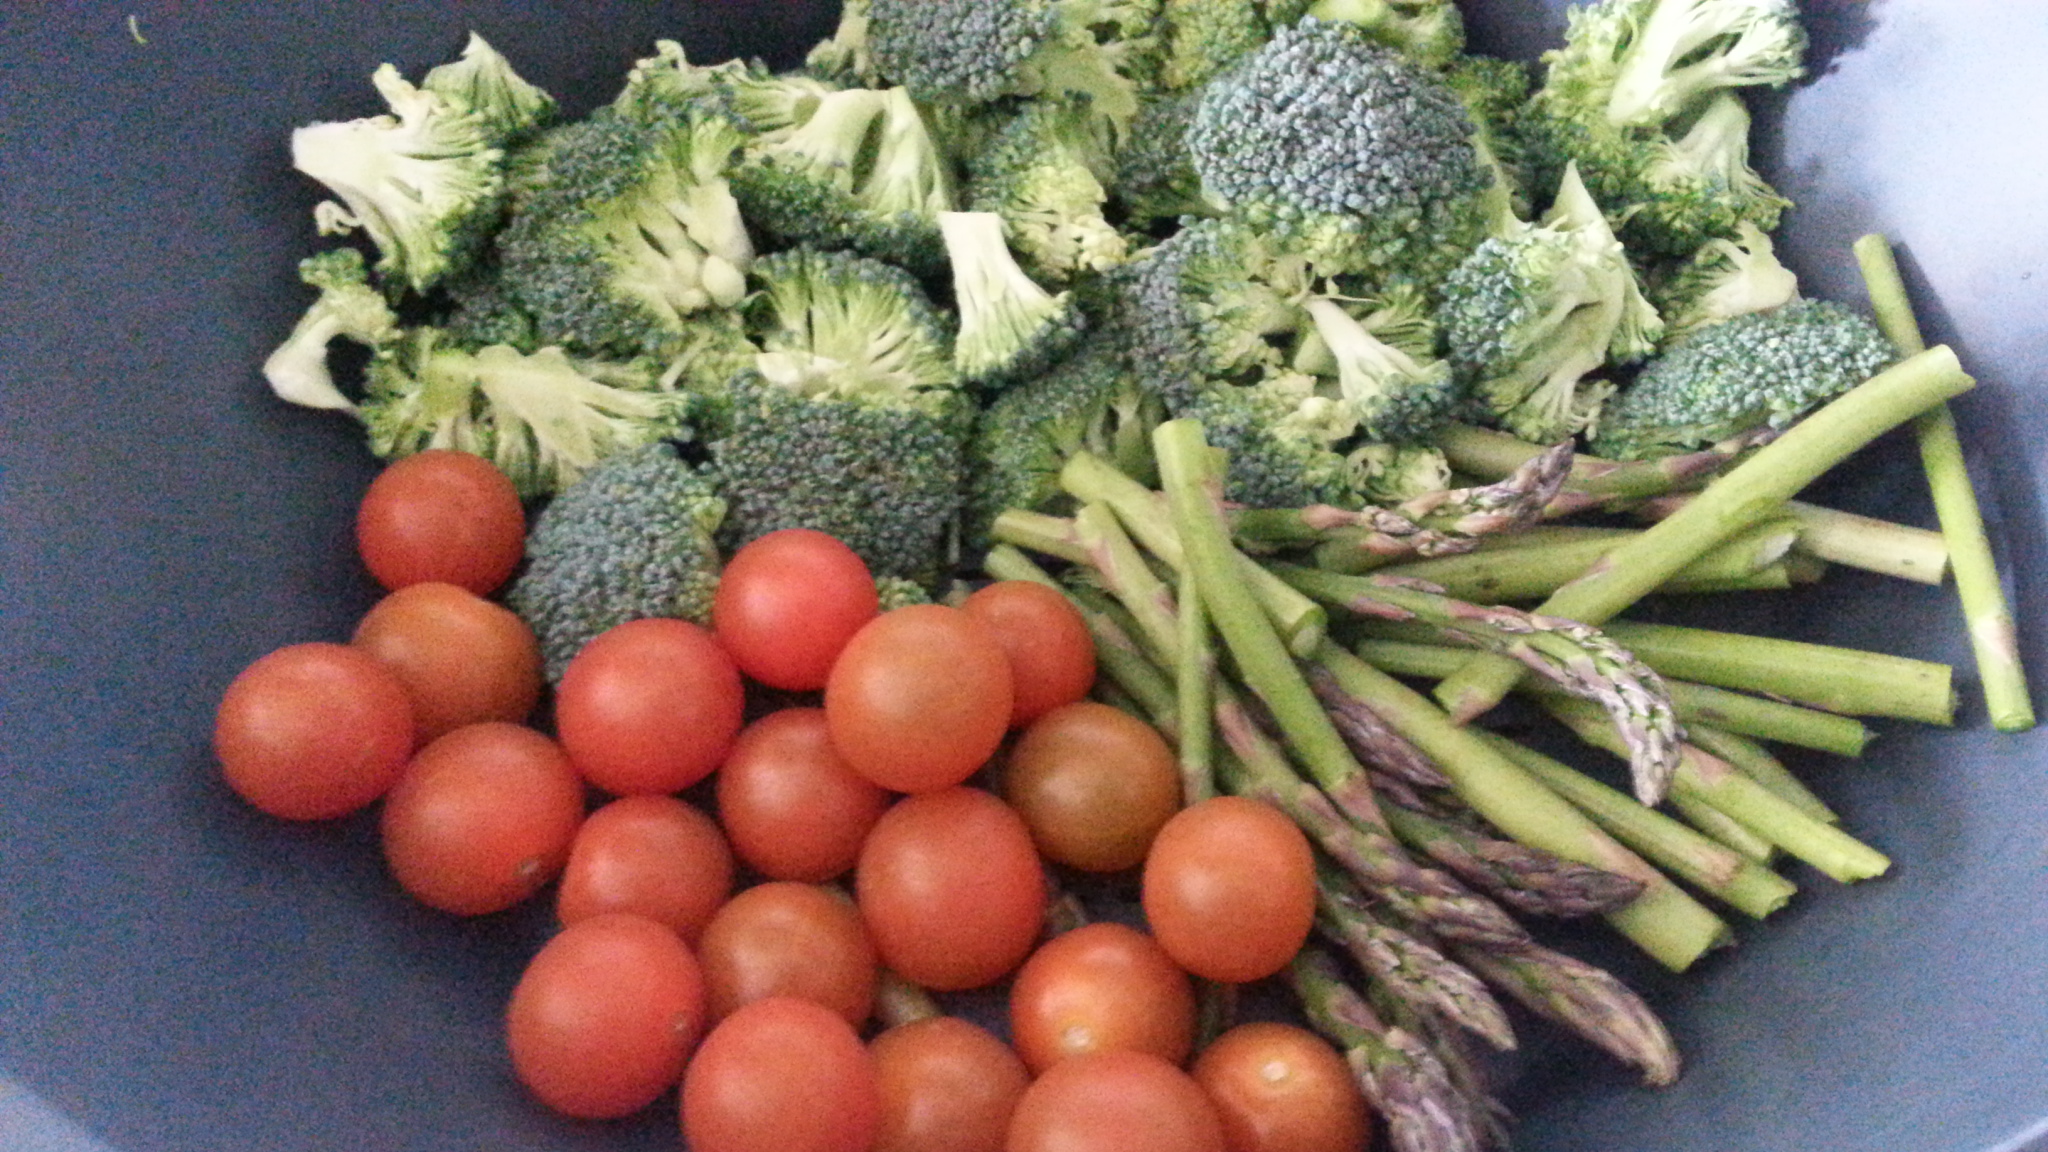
[
  {"left": 214, "top": 642, "right": 414, "bottom": 821},
  {"left": 1009, "top": 922, "right": 1196, "bottom": 1074},
  {"left": 826, "top": 605, "right": 1013, "bottom": 793},
  {"left": 556, "top": 795, "right": 734, "bottom": 945},
  {"left": 379, "top": 723, "right": 586, "bottom": 916},
  {"left": 855, "top": 788, "right": 1046, "bottom": 992},
  {"left": 713, "top": 528, "right": 879, "bottom": 691},
  {"left": 356, "top": 449, "right": 525, "bottom": 595},
  {"left": 1002, "top": 702, "right": 1182, "bottom": 873},
  {"left": 697, "top": 881, "right": 878, "bottom": 1028},
  {"left": 1142, "top": 797, "right": 1316, "bottom": 984},
  {"left": 870, "top": 1016, "right": 1030, "bottom": 1152},
  {"left": 681, "top": 996, "right": 882, "bottom": 1152},
  {"left": 351, "top": 582, "right": 542, "bottom": 744},
  {"left": 716, "top": 708, "right": 891, "bottom": 883},
  {"left": 1006, "top": 1050, "right": 1227, "bottom": 1152},
  {"left": 960, "top": 580, "right": 1095, "bottom": 726},
  {"left": 505, "top": 913, "right": 706, "bottom": 1120},
  {"left": 1191, "top": 1022, "right": 1371, "bottom": 1152},
  {"left": 554, "top": 617, "right": 743, "bottom": 795}
]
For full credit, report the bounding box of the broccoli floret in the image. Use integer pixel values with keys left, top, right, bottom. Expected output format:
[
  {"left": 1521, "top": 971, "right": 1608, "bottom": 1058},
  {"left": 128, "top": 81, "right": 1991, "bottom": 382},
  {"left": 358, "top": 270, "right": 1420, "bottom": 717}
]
[
  {"left": 1438, "top": 162, "right": 1663, "bottom": 444},
  {"left": 262, "top": 249, "right": 403, "bottom": 411},
  {"left": 1181, "top": 368, "right": 1366, "bottom": 508},
  {"left": 1592, "top": 299, "right": 1894, "bottom": 460},
  {"left": 1186, "top": 18, "right": 1491, "bottom": 284},
  {"left": 291, "top": 62, "right": 507, "bottom": 295},
  {"left": 729, "top": 86, "right": 954, "bottom": 276},
  {"left": 1605, "top": 0, "right": 1806, "bottom": 128},
  {"left": 1441, "top": 55, "right": 1536, "bottom": 224},
  {"left": 940, "top": 211, "right": 1088, "bottom": 389},
  {"left": 1648, "top": 219, "right": 1799, "bottom": 341},
  {"left": 805, "top": 0, "right": 880, "bottom": 87},
  {"left": 440, "top": 259, "right": 541, "bottom": 352},
  {"left": 662, "top": 308, "right": 761, "bottom": 401},
  {"left": 1122, "top": 216, "right": 1315, "bottom": 408},
  {"left": 359, "top": 329, "right": 699, "bottom": 498},
  {"left": 1352, "top": 441, "right": 1454, "bottom": 504},
  {"left": 493, "top": 102, "right": 753, "bottom": 361},
  {"left": 1306, "top": 0, "right": 1466, "bottom": 70},
  {"left": 506, "top": 441, "right": 726, "bottom": 680},
  {"left": 420, "top": 32, "right": 556, "bottom": 147},
  {"left": 1111, "top": 91, "right": 1210, "bottom": 224},
  {"left": 1623, "top": 92, "right": 1790, "bottom": 256},
  {"left": 1155, "top": 0, "right": 1274, "bottom": 91},
  {"left": 866, "top": 0, "right": 1160, "bottom": 135},
  {"left": 968, "top": 100, "right": 1127, "bottom": 282},
  {"left": 876, "top": 575, "right": 935, "bottom": 611},
  {"left": 712, "top": 248, "right": 970, "bottom": 580},
  {"left": 1300, "top": 298, "right": 1462, "bottom": 442}
]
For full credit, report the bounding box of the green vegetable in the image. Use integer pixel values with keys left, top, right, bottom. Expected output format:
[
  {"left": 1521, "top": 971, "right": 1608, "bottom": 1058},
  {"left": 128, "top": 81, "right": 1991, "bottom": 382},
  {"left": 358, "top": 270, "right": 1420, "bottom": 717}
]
[
  {"left": 967, "top": 99, "right": 1126, "bottom": 283},
  {"left": 263, "top": 249, "right": 402, "bottom": 412},
  {"left": 939, "top": 210, "right": 1087, "bottom": 390}
]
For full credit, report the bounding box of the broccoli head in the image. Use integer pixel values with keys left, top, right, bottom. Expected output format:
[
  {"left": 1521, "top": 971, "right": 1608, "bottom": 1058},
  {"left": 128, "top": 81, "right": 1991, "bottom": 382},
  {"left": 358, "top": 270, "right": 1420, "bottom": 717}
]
[
  {"left": 967, "top": 99, "right": 1127, "bottom": 283},
  {"left": 1305, "top": 0, "right": 1466, "bottom": 70},
  {"left": 506, "top": 440, "right": 726, "bottom": 681},
  {"left": 1648, "top": 219, "right": 1799, "bottom": 341},
  {"left": 263, "top": 248, "right": 402, "bottom": 412},
  {"left": 1179, "top": 368, "right": 1368, "bottom": 508},
  {"left": 1592, "top": 299, "right": 1894, "bottom": 460},
  {"left": 420, "top": 32, "right": 556, "bottom": 147},
  {"left": 746, "top": 247, "right": 957, "bottom": 397},
  {"left": 1111, "top": 91, "right": 1210, "bottom": 225},
  {"left": 940, "top": 211, "right": 1088, "bottom": 390},
  {"left": 1605, "top": 0, "right": 1806, "bottom": 128},
  {"left": 1121, "top": 216, "right": 1316, "bottom": 409},
  {"left": 1154, "top": 0, "right": 1277, "bottom": 92},
  {"left": 1623, "top": 91, "right": 1790, "bottom": 256},
  {"left": 1299, "top": 298, "right": 1462, "bottom": 443},
  {"left": 1186, "top": 18, "right": 1491, "bottom": 284}
]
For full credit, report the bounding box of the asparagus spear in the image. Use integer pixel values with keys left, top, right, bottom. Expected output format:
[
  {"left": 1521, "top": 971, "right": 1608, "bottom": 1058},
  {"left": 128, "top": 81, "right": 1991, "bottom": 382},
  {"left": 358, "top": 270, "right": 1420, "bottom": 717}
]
[
  {"left": 1316, "top": 871, "right": 1518, "bottom": 1051},
  {"left": 1452, "top": 942, "right": 1681, "bottom": 1088},
  {"left": 1668, "top": 791, "right": 1777, "bottom": 864},
  {"left": 1175, "top": 565, "right": 1218, "bottom": 804},
  {"left": 1595, "top": 621, "right": 1955, "bottom": 725},
  {"left": 1380, "top": 803, "right": 1647, "bottom": 918},
  {"left": 1855, "top": 233, "right": 2034, "bottom": 731},
  {"left": 1634, "top": 494, "right": 1950, "bottom": 585},
  {"left": 1686, "top": 724, "right": 1838, "bottom": 826},
  {"left": 1367, "top": 518, "right": 1801, "bottom": 601}
]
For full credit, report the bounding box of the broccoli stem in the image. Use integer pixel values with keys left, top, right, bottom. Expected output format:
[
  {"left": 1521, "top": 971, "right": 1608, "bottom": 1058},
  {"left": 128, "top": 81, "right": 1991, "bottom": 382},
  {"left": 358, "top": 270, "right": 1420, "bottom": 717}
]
[
  {"left": 1540, "top": 698, "right": 1890, "bottom": 884},
  {"left": 1474, "top": 731, "right": 1795, "bottom": 920},
  {"left": 1433, "top": 345, "right": 1976, "bottom": 722},
  {"left": 1633, "top": 494, "right": 1950, "bottom": 586},
  {"left": 1667, "top": 792, "right": 1777, "bottom": 865},
  {"left": 1351, "top": 637, "right": 1873, "bottom": 757},
  {"left": 1366, "top": 517, "right": 1800, "bottom": 602},
  {"left": 1855, "top": 233, "right": 2035, "bottom": 732},
  {"left": 1686, "top": 724, "right": 1839, "bottom": 827},
  {"left": 1175, "top": 566, "right": 1218, "bottom": 805}
]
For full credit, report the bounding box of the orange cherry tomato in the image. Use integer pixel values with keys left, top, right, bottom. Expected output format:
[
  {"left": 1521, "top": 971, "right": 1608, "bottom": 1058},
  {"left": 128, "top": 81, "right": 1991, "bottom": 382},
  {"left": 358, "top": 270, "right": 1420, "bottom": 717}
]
[
  {"left": 556, "top": 795, "right": 734, "bottom": 946},
  {"left": 1192, "top": 1022, "right": 1371, "bottom": 1152},
  {"left": 681, "top": 996, "right": 882, "bottom": 1152},
  {"left": 716, "top": 708, "right": 891, "bottom": 883},
  {"left": 1141, "top": 797, "right": 1316, "bottom": 984},
  {"left": 825, "top": 605, "right": 1013, "bottom": 794},
  {"left": 960, "top": 580, "right": 1096, "bottom": 726},
  {"left": 356, "top": 449, "right": 525, "bottom": 595},
  {"left": 697, "top": 881, "right": 878, "bottom": 1028},
  {"left": 1008, "top": 922, "right": 1196, "bottom": 1074},
  {"left": 1002, "top": 701, "right": 1182, "bottom": 873},
  {"left": 554, "top": 617, "right": 744, "bottom": 795},
  {"left": 870, "top": 1016, "right": 1030, "bottom": 1152},
  {"left": 713, "top": 528, "right": 879, "bottom": 691},
  {"left": 1006, "top": 1050, "right": 1227, "bottom": 1152},
  {"left": 351, "top": 581, "right": 542, "bottom": 743},
  {"left": 214, "top": 642, "right": 414, "bottom": 820}
]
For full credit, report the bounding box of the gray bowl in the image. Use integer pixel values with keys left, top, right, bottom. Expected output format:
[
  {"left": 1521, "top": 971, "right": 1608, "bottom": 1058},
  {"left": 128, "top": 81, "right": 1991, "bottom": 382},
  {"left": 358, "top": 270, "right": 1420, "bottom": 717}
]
[{"left": 2, "top": 3, "right": 2043, "bottom": 1151}]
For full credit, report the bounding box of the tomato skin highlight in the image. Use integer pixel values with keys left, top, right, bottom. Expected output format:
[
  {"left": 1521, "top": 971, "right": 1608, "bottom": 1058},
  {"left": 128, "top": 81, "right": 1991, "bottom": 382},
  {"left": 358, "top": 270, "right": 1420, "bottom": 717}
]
[
  {"left": 1191, "top": 1022, "right": 1371, "bottom": 1152},
  {"left": 961, "top": 580, "right": 1096, "bottom": 726},
  {"left": 713, "top": 528, "right": 879, "bottom": 691},
  {"left": 351, "top": 581, "right": 542, "bottom": 743},
  {"left": 697, "top": 881, "right": 878, "bottom": 1027},
  {"left": 856, "top": 788, "right": 1047, "bottom": 992},
  {"left": 214, "top": 642, "right": 415, "bottom": 821},
  {"left": 682, "top": 995, "right": 882, "bottom": 1152},
  {"left": 716, "top": 708, "right": 891, "bottom": 883},
  {"left": 1008, "top": 922, "right": 1197, "bottom": 1074},
  {"left": 1142, "top": 797, "right": 1317, "bottom": 984},
  {"left": 554, "top": 617, "right": 744, "bottom": 795},
  {"left": 826, "top": 605, "right": 1014, "bottom": 794},
  {"left": 505, "top": 913, "right": 706, "bottom": 1120},
  {"left": 871, "top": 1016, "right": 1031, "bottom": 1152},
  {"left": 1002, "top": 702, "right": 1182, "bottom": 873},
  {"left": 1005, "top": 1049, "right": 1228, "bottom": 1152},
  {"left": 379, "top": 723, "right": 586, "bottom": 916},
  {"left": 556, "top": 795, "right": 734, "bottom": 946},
  {"left": 356, "top": 449, "right": 526, "bottom": 595}
]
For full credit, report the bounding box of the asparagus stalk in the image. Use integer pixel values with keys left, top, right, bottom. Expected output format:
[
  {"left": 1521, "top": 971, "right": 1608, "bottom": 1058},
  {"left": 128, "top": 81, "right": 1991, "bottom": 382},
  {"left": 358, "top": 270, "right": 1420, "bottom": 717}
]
[
  {"left": 1433, "top": 345, "right": 1976, "bottom": 722},
  {"left": 1316, "top": 873, "right": 1518, "bottom": 1051},
  {"left": 1855, "top": 233, "right": 2034, "bottom": 731},
  {"left": 1634, "top": 495, "right": 1950, "bottom": 585},
  {"left": 1667, "top": 792, "right": 1777, "bottom": 864},
  {"left": 1380, "top": 803, "right": 1648, "bottom": 918},
  {"left": 1353, "top": 636, "right": 1873, "bottom": 756},
  {"left": 1433, "top": 421, "right": 1773, "bottom": 515},
  {"left": 1369, "top": 517, "right": 1801, "bottom": 601},
  {"left": 1597, "top": 621, "right": 1956, "bottom": 725},
  {"left": 1475, "top": 731, "right": 1796, "bottom": 919},
  {"left": 1175, "top": 565, "right": 1218, "bottom": 804},
  {"left": 1308, "top": 663, "right": 1454, "bottom": 790},
  {"left": 1686, "top": 724, "right": 1838, "bottom": 825},
  {"left": 1452, "top": 942, "right": 1681, "bottom": 1088}
]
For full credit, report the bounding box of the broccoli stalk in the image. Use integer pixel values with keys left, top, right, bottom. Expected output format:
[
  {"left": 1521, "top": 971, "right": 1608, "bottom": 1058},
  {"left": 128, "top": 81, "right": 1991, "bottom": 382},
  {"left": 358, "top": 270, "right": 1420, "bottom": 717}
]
[
  {"left": 939, "top": 211, "right": 1086, "bottom": 389},
  {"left": 805, "top": 0, "right": 877, "bottom": 86},
  {"left": 1605, "top": 0, "right": 1807, "bottom": 128},
  {"left": 262, "top": 249, "right": 401, "bottom": 411}
]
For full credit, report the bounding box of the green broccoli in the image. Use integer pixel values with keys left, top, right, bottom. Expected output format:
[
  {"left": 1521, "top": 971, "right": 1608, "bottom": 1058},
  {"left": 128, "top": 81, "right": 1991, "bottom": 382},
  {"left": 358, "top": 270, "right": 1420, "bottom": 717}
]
[
  {"left": 729, "top": 86, "right": 955, "bottom": 275},
  {"left": 419, "top": 32, "right": 556, "bottom": 147},
  {"left": 1299, "top": 297, "right": 1462, "bottom": 442},
  {"left": 290, "top": 61, "right": 508, "bottom": 294},
  {"left": 1623, "top": 92, "right": 1790, "bottom": 256},
  {"left": 1604, "top": 0, "right": 1806, "bottom": 128},
  {"left": 505, "top": 440, "right": 726, "bottom": 680},
  {"left": 940, "top": 210, "right": 1088, "bottom": 390},
  {"left": 1179, "top": 368, "right": 1368, "bottom": 508},
  {"left": 1122, "top": 216, "right": 1316, "bottom": 410},
  {"left": 967, "top": 100, "right": 1127, "bottom": 283},
  {"left": 1352, "top": 440, "right": 1454, "bottom": 504},
  {"left": 493, "top": 101, "right": 753, "bottom": 360},
  {"left": 1648, "top": 219, "right": 1799, "bottom": 341},
  {"left": 1438, "top": 162, "right": 1663, "bottom": 443},
  {"left": 805, "top": 0, "right": 879, "bottom": 86},
  {"left": 1441, "top": 54, "right": 1536, "bottom": 223},
  {"left": 1592, "top": 299, "right": 1895, "bottom": 460},
  {"left": 1185, "top": 17, "right": 1491, "bottom": 284},
  {"left": 876, "top": 575, "right": 936, "bottom": 611},
  {"left": 262, "top": 249, "right": 402, "bottom": 412},
  {"left": 1111, "top": 91, "right": 1210, "bottom": 225},
  {"left": 1154, "top": 0, "right": 1276, "bottom": 92},
  {"left": 711, "top": 248, "right": 971, "bottom": 581},
  {"left": 1305, "top": 0, "right": 1466, "bottom": 70}
]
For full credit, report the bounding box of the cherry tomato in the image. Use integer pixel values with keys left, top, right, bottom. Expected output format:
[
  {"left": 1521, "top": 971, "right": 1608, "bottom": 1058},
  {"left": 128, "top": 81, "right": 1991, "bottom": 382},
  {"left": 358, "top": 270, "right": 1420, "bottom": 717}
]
[
  {"left": 556, "top": 795, "right": 734, "bottom": 945},
  {"left": 1006, "top": 1050, "right": 1227, "bottom": 1152},
  {"left": 825, "top": 605, "right": 1013, "bottom": 793},
  {"left": 960, "top": 581, "right": 1095, "bottom": 726},
  {"left": 214, "top": 642, "right": 414, "bottom": 820},
  {"left": 716, "top": 708, "right": 891, "bottom": 883},
  {"left": 870, "top": 1016, "right": 1030, "bottom": 1152},
  {"left": 681, "top": 995, "right": 882, "bottom": 1152},
  {"left": 1002, "top": 702, "right": 1181, "bottom": 873},
  {"left": 505, "top": 913, "right": 706, "bottom": 1120},
  {"left": 554, "top": 617, "right": 743, "bottom": 795},
  {"left": 697, "top": 881, "right": 878, "bottom": 1027},
  {"left": 855, "top": 788, "right": 1046, "bottom": 991},
  {"left": 713, "top": 528, "right": 879, "bottom": 691},
  {"left": 351, "top": 581, "right": 542, "bottom": 744},
  {"left": 1141, "top": 797, "right": 1316, "bottom": 984},
  {"left": 1008, "top": 922, "right": 1196, "bottom": 1074},
  {"left": 379, "top": 723, "right": 585, "bottom": 916},
  {"left": 1191, "top": 1022, "right": 1371, "bottom": 1152},
  {"left": 356, "top": 449, "right": 525, "bottom": 595}
]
